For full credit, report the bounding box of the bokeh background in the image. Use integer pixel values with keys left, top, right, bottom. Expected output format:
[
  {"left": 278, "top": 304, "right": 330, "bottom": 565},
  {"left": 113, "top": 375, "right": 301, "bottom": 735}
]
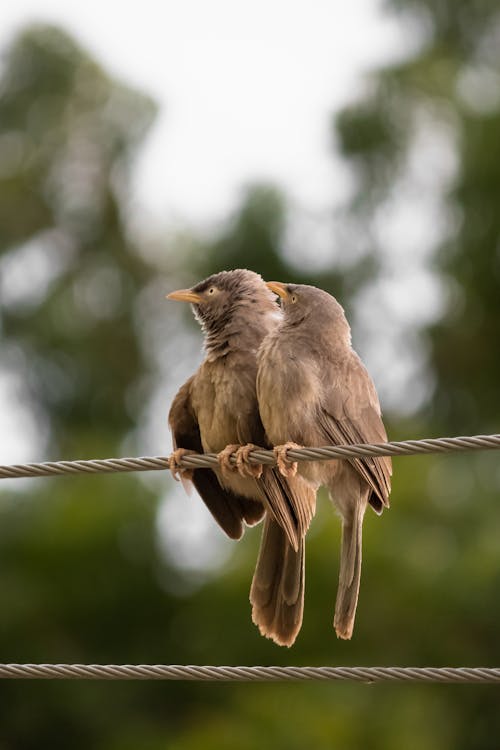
[{"left": 1, "top": 1, "right": 500, "bottom": 748}]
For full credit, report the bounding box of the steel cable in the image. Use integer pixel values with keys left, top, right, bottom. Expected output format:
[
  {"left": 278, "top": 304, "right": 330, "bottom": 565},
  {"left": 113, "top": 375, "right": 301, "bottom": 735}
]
[
  {"left": 1, "top": 433, "right": 500, "bottom": 480},
  {"left": 0, "top": 664, "right": 498, "bottom": 682}
]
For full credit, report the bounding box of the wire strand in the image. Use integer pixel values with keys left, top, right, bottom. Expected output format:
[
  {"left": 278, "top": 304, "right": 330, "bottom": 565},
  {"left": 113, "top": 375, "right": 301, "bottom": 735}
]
[
  {"left": 1, "top": 433, "right": 500, "bottom": 480},
  {"left": 2, "top": 438, "right": 499, "bottom": 683},
  {"left": 0, "top": 664, "right": 498, "bottom": 682}
]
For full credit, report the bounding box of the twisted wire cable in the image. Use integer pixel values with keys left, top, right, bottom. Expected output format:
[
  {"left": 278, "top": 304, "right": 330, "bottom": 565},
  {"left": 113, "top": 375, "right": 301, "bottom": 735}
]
[
  {"left": 1, "top": 433, "right": 500, "bottom": 480},
  {"left": 1, "top": 438, "right": 499, "bottom": 683},
  {"left": 0, "top": 664, "right": 498, "bottom": 682}
]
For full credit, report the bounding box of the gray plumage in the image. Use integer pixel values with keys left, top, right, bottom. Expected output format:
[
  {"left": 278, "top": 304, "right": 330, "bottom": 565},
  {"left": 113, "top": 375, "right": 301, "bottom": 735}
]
[
  {"left": 257, "top": 282, "right": 392, "bottom": 639},
  {"left": 168, "top": 270, "right": 315, "bottom": 646}
]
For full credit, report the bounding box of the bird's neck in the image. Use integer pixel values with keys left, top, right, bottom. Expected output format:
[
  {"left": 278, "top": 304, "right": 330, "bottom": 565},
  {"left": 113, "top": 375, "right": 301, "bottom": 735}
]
[
  {"left": 204, "top": 307, "right": 278, "bottom": 362},
  {"left": 282, "top": 309, "right": 352, "bottom": 350}
]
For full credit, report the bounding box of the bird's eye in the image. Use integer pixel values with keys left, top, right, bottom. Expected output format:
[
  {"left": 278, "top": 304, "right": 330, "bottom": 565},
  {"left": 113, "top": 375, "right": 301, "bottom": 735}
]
[
  {"left": 291, "top": 294, "right": 297, "bottom": 304},
  {"left": 208, "top": 287, "right": 215, "bottom": 295}
]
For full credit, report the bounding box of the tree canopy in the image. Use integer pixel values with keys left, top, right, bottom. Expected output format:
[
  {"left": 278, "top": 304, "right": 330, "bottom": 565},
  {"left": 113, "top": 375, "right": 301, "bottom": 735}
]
[{"left": 1, "top": 10, "right": 499, "bottom": 748}]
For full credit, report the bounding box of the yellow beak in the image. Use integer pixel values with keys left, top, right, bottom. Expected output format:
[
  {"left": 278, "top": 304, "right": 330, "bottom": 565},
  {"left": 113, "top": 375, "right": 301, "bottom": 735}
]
[
  {"left": 266, "top": 281, "right": 289, "bottom": 299},
  {"left": 166, "top": 289, "right": 203, "bottom": 304}
]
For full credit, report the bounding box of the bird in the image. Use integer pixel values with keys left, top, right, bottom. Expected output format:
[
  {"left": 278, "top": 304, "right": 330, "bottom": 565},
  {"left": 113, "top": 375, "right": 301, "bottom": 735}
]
[
  {"left": 257, "top": 281, "right": 392, "bottom": 640},
  {"left": 167, "top": 269, "right": 315, "bottom": 646}
]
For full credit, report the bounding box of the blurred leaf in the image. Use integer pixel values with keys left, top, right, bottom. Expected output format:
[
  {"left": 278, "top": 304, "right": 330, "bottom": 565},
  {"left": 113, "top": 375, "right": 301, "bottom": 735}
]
[{"left": 1, "top": 6, "right": 500, "bottom": 748}]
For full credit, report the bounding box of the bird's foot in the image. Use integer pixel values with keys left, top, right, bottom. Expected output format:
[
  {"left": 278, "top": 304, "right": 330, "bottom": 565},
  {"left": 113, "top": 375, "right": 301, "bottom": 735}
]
[
  {"left": 217, "top": 444, "right": 263, "bottom": 478},
  {"left": 273, "top": 442, "right": 302, "bottom": 478},
  {"left": 217, "top": 444, "right": 242, "bottom": 474},
  {"left": 168, "top": 448, "right": 195, "bottom": 481},
  {"left": 235, "top": 444, "right": 263, "bottom": 479}
]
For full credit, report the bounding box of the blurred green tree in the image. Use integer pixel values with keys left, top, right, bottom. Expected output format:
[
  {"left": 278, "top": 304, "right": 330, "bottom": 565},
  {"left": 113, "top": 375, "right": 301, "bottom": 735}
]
[
  {"left": 0, "top": 24, "right": 185, "bottom": 748},
  {"left": 1, "top": 5, "right": 500, "bottom": 747},
  {"left": 0, "top": 24, "right": 157, "bottom": 455},
  {"left": 333, "top": 1, "right": 500, "bottom": 747}
]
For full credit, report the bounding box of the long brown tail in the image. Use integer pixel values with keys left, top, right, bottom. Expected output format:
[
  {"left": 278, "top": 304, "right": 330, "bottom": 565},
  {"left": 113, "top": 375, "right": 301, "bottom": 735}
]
[
  {"left": 334, "top": 503, "right": 365, "bottom": 640},
  {"left": 250, "top": 515, "right": 305, "bottom": 647}
]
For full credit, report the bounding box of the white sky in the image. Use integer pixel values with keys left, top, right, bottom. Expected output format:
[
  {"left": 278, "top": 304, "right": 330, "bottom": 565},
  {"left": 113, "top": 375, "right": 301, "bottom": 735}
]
[
  {"left": 0, "top": 1, "right": 440, "bottom": 470},
  {"left": 0, "top": 3, "right": 448, "bottom": 569},
  {"left": 1, "top": 0, "right": 403, "bottom": 229}
]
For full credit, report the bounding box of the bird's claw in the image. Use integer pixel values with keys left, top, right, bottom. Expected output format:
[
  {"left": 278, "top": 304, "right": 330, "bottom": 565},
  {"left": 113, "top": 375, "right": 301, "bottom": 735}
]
[
  {"left": 235, "top": 444, "right": 263, "bottom": 479},
  {"left": 168, "top": 448, "right": 195, "bottom": 481},
  {"left": 217, "top": 444, "right": 241, "bottom": 474},
  {"left": 273, "top": 442, "right": 302, "bottom": 477},
  {"left": 217, "top": 444, "right": 263, "bottom": 478}
]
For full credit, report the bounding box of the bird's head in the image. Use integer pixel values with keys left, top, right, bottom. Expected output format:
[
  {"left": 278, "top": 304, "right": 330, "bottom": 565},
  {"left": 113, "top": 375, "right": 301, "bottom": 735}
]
[
  {"left": 168, "top": 269, "right": 278, "bottom": 341},
  {"left": 266, "top": 281, "right": 351, "bottom": 340}
]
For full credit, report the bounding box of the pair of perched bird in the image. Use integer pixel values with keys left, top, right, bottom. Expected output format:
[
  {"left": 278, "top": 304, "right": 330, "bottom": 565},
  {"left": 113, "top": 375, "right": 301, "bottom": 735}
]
[{"left": 168, "top": 269, "right": 391, "bottom": 647}]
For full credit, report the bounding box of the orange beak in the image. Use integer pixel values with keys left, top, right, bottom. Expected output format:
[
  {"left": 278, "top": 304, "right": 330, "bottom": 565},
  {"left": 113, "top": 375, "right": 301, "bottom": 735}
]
[
  {"left": 266, "top": 281, "right": 289, "bottom": 300},
  {"left": 166, "top": 289, "right": 203, "bottom": 303}
]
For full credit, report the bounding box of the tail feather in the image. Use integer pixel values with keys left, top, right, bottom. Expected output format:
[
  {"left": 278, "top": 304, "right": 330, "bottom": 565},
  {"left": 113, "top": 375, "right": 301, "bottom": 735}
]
[
  {"left": 250, "top": 515, "right": 305, "bottom": 647},
  {"left": 333, "top": 504, "right": 365, "bottom": 640}
]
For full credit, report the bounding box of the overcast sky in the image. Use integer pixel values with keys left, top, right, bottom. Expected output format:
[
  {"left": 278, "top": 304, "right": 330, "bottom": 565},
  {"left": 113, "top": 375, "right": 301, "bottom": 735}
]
[
  {"left": 1, "top": 0, "right": 403, "bottom": 229},
  {"left": 1, "top": 4, "right": 447, "bottom": 563},
  {"left": 1, "top": 1, "right": 445, "bottom": 467}
]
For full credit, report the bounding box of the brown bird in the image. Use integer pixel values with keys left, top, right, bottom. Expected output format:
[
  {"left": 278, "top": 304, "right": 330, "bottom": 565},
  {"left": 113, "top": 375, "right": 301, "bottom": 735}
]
[
  {"left": 257, "top": 282, "right": 392, "bottom": 639},
  {"left": 167, "top": 269, "right": 315, "bottom": 646}
]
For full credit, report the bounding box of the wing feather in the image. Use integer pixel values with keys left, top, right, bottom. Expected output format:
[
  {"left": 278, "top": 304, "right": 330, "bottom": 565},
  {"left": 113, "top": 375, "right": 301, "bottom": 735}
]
[
  {"left": 168, "top": 377, "right": 263, "bottom": 539},
  {"left": 259, "top": 469, "right": 315, "bottom": 551},
  {"left": 234, "top": 393, "right": 315, "bottom": 550},
  {"left": 318, "top": 354, "right": 392, "bottom": 513}
]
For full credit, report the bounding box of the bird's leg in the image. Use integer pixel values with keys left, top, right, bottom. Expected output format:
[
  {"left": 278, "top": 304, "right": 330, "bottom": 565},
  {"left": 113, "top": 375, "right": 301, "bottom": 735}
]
[
  {"left": 235, "top": 444, "right": 263, "bottom": 479},
  {"left": 168, "top": 448, "right": 196, "bottom": 481},
  {"left": 217, "top": 444, "right": 263, "bottom": 479},
  {"left": 217, "top": 444, "right": 242, "bottom": 474},
  {"left": 273, "top": 442, "right": 303, "bottom": 478}
]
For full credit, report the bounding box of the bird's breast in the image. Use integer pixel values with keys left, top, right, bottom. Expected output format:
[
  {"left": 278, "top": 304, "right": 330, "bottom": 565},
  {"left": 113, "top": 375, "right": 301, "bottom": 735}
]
[
  {"left": 192, "top": 360, "right": 257, "bottom": 453},
  {"left": 191, "top": 359, "right": 266, "bottom": 501},
  {"left": 257, "top": 336, "right": 319, "bottom": 445}
]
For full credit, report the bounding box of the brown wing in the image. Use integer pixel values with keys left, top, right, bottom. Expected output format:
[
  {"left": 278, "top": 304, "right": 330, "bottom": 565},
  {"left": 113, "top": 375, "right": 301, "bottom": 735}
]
[
  {"left": 317, "top": 353, "right": 392, "bottom": 513},
  {"left": 234, "top": 397, "right": 314, "bottom": 550},
  {"left": 262, "top": 466, "right": 318, "bottom": 551},
  {"left": 168, "top": 376, "right": 263, "bottom": 539}
]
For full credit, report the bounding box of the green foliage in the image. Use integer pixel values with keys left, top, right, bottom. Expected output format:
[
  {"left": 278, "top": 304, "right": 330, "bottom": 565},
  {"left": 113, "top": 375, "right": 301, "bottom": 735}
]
[
  {"left": 1, "top": 9, "right": 500, "bottom": 748},
  {"left": 0, "top": 25, "right": 156, "bottom": 453},
  {"left": 332, "top": 1, "right": 500, "bottom": 745}
]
